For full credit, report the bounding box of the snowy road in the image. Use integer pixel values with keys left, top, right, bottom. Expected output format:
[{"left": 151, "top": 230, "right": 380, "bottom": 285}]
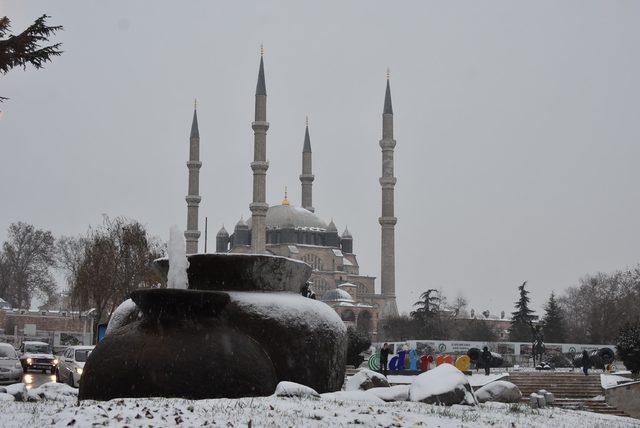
[{"left": 21, "top": 372, "right": 56, "bottom": 390}]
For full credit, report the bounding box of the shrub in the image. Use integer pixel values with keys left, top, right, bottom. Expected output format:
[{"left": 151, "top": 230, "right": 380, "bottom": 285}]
[
  {"left": 545, "top": 352, "right": 572, "bottom": 368},
  {"left": 346, "top": 327, "right": 371, "bottom": 367},
  {"left": 616, "top": 322, "right": 640, "bottom": 377}
]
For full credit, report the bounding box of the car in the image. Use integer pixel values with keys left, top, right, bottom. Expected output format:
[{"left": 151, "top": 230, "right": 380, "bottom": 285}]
[
  {"left": 18, "top": 341, "right": 58, "bottom": 374},
  {"left": 55, "top": 345, "right": 94, "bottom": 387},
  {"left": 0, "top": 343, "right": 23, "bottom": 384}
]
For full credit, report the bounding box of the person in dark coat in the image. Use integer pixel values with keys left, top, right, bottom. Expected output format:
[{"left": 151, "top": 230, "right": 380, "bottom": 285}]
[
  {"left": 379, "top": 343, "right": 390, "bottom": 377},
  {"left": 481, "top": 346, "right": 492, "bottom": 376},
  {"left": 300, "top": 282, "right": 312, "bottom": 298},
  {"left": 582, "top": 350, "right": 591, "bottom": 376}
]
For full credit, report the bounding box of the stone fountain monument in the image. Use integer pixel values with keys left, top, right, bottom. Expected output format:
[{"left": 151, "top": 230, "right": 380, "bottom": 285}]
[{"left": 79, "top": 253, "right": 347, "bottom": 401}]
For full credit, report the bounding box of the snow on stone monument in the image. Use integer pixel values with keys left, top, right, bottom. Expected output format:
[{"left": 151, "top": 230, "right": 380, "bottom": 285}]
[{"left": 167, "top": 225, "right": 189, "bottom": 289}]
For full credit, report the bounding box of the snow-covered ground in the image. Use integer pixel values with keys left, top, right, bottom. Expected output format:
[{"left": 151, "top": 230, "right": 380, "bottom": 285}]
[
  {"left": 388, "top": 372, "right": 508, "bottom": 387},
  {"left": 0, "top": 393, "right": 638, "bottom": 427},
  {"left": 601, "top": 372, "right": 637, "bottom": 389}
]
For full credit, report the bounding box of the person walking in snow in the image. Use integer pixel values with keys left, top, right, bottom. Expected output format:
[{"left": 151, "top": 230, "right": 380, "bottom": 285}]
[
  {"left": 582, "top": 350, "right": 591, "bottom": 376},
  {"left": 379, "top": 343, "right": 390, "bottom": 377},
  {"left": 481, "top": 346, "right": 492, "bottom": 376}
]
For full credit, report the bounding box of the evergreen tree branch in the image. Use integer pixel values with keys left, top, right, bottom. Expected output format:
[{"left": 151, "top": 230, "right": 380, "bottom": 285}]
[{"left": 0, "top": 14, "right": 63, "bottom": 102}]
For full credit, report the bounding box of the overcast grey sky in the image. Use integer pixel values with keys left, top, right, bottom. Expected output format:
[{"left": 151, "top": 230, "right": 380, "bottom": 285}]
[{"left": 2, "top": 1, "right": 639, "bottom": 315}]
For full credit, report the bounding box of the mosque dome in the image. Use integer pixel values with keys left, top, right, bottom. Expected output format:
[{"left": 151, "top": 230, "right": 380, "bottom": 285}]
[
  {"left": 322, "top": 288, "right": 354, "bottom": 303},
  {"left": 248, "top": 203, "right": 328, "bottom": 231},
  {"left": 235, "top": 216, "right": 248, "bottom": 229},
  {"left": 216, "top": 226, "right": 229, "bottom": 237}
]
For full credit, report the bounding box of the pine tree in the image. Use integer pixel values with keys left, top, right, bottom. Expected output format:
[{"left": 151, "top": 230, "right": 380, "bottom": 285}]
[
  {"left": 0, "top": 14, "right": 63, "bottom": 101},
  {"left": 410, "top": 289, "right": 444, "bottom": 338},
  {"left": 509, "top": 281, "right": 536, "bottom": 342},
  {"left": 410, "top": 289, "right": 440, "bottom": 322},
  {"left": 542, "top": 292, "right": 566, "bottom": 343}
]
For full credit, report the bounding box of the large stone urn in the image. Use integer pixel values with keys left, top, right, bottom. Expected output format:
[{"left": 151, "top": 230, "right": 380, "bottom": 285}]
[{"left": 79, "top": 254, "right": 347, "bottom": 401}]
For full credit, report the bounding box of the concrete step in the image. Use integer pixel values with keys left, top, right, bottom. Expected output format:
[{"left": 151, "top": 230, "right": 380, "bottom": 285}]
[
  {"left": 508, "top": 373, "right": 604, "bottom": 400},
  {"left": 519, "top": 398, "right": 631, "bottom": 418}
]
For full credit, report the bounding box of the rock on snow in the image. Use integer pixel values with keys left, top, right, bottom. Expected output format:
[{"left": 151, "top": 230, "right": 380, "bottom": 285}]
[
  {"left": 409, "top": 363, "right": 477, "bottom": 406},
  {"left": 345, "top": 368, "right": 390, "bottom": 391},
  {"left": 367, "top": 384, "right": 410, "bottom": 402},
  {"left": 29, "top": 382, "right": 78, "bottom": 402},
  {"left": 3, "top": 383, "right": 29, "bottom": 401},
  {"left": 475, "top": 380, "right": 522, "bottom": 403},
  {"left": 274, "top": 381, "right": 320, "bottom": 398}
]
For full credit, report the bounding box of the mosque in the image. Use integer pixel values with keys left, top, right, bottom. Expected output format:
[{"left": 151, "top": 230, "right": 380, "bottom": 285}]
[{"left": 182, "top": 51, "right": 398, "bottom": 336}]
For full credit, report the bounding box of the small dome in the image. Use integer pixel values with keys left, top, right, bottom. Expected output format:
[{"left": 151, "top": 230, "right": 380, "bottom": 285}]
[
  {"left": 248, "top": 204, "right": 328, "bottom": 230},
  {"left": 216, "top": 226, "right": 229, "bottom": 237},
  {"left": 235, "top": 216, "right": 248, "bottom": 229},
  {"left": 322, "top": 288, "right": 354, "bottom": 302},
  {"left": 338, "top": 282, "right": 357, "bottom": 288}
]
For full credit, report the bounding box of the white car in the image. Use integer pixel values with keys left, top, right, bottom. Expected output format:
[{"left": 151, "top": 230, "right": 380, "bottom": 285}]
[
  {"left": 19, "top": 341, "right": 58, "bottom": 374},
  {"left": 56, "top": 345, "right": 94, "bottom": 387},
  {"left": 0, "top": 343, "right": 23, "bottom": 384}
]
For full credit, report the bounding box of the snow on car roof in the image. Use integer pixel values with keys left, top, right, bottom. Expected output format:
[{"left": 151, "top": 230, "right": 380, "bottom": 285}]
[{"left": 23, "top": 341, "right": 49, "bottom": 345}]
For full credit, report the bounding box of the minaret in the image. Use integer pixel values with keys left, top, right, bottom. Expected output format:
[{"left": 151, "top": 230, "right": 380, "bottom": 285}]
[
  {"left": 300, "top": 116, "right": 315, "bottom": 212},
  {"left": 379, "top": 71, "right": 398, "bottom": 316},
  {"left": 184, "top": 100, "right": 202, "bottom": 254},
  {"left": 250, "top": 47, "right": 269, "bottom": 253}
]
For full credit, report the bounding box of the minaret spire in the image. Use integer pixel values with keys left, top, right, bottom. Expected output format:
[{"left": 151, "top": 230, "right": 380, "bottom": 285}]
[
  {"left": 300, "top": 116, "right": 315, "bottom": 212},
  {"left": 379, "top": 73, "right": 398, "bottom": 316},
  {"left": 384, "top": 69, "right": 393, "bottom": 115},
  {"left": 250, "top": 49, "right": 269, "bottom": 253},
  {"left": 185, "top": 100, "right": 202, "bottom": 254}
]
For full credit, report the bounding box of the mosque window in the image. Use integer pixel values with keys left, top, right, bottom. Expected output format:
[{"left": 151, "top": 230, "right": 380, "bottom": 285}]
[
  {"left": 310, "top": 277, "right": 329, "bottom": 297},
  {"left": 355, "top": 282, "right": 367, "bottom": 296},
  {"left": 301, "top": 254, "right": 323, "bottom": 271}
]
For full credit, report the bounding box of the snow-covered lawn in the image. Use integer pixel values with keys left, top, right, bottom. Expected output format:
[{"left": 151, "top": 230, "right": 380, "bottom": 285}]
[
  {"left": 0, "top": 395, "right": 637, "bottom": 427},
  {"left": 388, "top": 372, "right": 508, "bottom": 387}
]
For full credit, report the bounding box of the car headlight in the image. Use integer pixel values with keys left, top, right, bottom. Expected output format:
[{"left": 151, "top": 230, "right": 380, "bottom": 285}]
[
  {"left": 26, "top": 358, "right": 32, "bottom": 364},
  {"left": 75, "top": 367, "right": 83, "bottom": 375},
  {"left": 52, "top": 359, "right": 59, "bottom": 365}
]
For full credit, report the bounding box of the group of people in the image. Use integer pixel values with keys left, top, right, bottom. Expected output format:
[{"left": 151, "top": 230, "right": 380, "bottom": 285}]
[
  {"left": 376, "top": 342, "right": 595, "bottom": 380},
  {"left": 376, "top": 343, "right": 494, "bottom": 376}
]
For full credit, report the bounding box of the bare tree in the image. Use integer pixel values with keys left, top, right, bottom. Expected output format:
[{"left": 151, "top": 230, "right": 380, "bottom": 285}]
[
  {"left": 559, "top": 268, "right": 640, "bottom": 344},
  {"left": 0, "top": 222, "right": 56, "bottom": 308},
  {"left": 448, "top": 293, "right": 469, "bottom": 318},
  {"left": 64, "top": 216, "right": 164, "bottom": 335},
  {"left": 56, "top": 235, "right": 87, "bottom": 294},
  {"left": 453, "top": 318, "right": 499, "bottom": 342}
]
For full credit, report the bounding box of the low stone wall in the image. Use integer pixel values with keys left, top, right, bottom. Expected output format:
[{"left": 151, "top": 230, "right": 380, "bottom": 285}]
[{"left": 605, "top": 380, "right": 640, "bottom": 419}]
